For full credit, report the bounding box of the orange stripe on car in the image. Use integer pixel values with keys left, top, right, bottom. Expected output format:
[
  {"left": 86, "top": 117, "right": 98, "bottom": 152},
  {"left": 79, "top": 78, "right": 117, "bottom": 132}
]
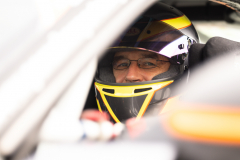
[{"left": 163, "top": 101, "right": 240, "bottom": 145}]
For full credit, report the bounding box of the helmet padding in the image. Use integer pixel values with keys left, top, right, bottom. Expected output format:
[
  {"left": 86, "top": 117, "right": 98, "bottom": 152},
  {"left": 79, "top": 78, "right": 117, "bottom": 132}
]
[
  {"left": 152, "top": 64, "right": 180, "bottom": 80},
  {"left": 98, "top": 66, "right": 116, "bottom": 83}
]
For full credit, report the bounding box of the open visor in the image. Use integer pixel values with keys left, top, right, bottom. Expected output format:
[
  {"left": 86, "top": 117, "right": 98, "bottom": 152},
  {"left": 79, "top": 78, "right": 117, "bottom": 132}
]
[{"left": 109, "top": 17, "right": 192, "bottom": 65}]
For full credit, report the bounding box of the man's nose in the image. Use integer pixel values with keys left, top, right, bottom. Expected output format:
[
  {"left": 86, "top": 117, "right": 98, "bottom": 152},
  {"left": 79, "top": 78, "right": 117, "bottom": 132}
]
[{"left": 125, "top": 62, "right": 143, "bottom": 83}]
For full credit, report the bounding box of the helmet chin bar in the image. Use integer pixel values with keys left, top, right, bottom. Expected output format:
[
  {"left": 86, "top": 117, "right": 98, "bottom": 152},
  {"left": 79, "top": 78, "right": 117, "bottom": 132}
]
[{"left": 95, "top": 80, "right": 173, "bottom": 122}]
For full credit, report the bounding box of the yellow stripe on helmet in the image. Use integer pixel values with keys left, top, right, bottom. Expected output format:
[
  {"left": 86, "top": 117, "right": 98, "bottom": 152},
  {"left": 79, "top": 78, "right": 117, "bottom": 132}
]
[
  {"left": 136, "top": 81, "right": 174, "bottom": 119},
  {"left": 96, "top": 98, "right": 102, "bottom": 113},
  {"left": 136, "top": 92, "right": 154, "bottom": 120},
  {"left": 95, "top": 85, "right": 121, "bottom": 123},
  {"left": 136, "top": 15, "right": 191, "bottom": 42},
  {"left": 161, "top": 15, "right": 191, "bottom": 30}
]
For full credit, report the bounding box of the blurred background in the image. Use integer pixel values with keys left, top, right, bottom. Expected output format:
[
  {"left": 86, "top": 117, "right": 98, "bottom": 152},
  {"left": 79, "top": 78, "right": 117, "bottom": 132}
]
[{"left": 0, "top": 0, "right": 240, "bottom": 160}]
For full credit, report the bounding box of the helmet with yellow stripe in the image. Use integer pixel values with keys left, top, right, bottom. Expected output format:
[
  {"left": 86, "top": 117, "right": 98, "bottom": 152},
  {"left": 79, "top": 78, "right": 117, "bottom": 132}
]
[{"left": 95, "top": 2, "right": 199, "bottom": 123}]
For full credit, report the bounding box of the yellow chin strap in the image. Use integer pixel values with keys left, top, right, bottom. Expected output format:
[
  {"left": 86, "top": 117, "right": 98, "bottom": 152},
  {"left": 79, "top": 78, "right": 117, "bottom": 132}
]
[{"left": 95, "top": 81, "right": 173, "bottom": 123}]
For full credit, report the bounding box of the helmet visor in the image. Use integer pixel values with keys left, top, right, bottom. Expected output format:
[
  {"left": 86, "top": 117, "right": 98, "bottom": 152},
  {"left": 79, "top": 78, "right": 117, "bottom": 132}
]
[{"left": 110, "top": 18, "right": 190, "bottom": 64}]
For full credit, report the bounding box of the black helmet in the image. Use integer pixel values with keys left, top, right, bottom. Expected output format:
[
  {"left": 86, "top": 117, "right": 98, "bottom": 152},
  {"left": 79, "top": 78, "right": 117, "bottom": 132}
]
[{"left": 95, "top": 2, "right": 199, "bottom": 123}]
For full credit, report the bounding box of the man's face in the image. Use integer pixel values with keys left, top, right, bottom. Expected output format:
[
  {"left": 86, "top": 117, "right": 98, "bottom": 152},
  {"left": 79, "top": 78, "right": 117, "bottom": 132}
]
[{"left": 113, "top": 50, "right": 170, "bottom": 83}]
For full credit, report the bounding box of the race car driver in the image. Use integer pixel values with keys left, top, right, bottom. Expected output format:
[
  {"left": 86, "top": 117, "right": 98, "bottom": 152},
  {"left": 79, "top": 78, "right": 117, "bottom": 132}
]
[
  {"left": 82, "top": 2, "right": 199, "bottom": 123},
  {"left": 80, "top": 2, "right": 240, "bottom": 142}
]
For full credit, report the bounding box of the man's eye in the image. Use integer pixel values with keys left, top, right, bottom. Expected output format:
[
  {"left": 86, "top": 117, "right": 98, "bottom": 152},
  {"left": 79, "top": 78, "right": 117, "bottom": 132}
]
[
  {"left": 118, "top": 63, "right": 128, "bottom": 67},
  {"left": 144, "top": 62, "right": 155, "bottom": 66}
]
